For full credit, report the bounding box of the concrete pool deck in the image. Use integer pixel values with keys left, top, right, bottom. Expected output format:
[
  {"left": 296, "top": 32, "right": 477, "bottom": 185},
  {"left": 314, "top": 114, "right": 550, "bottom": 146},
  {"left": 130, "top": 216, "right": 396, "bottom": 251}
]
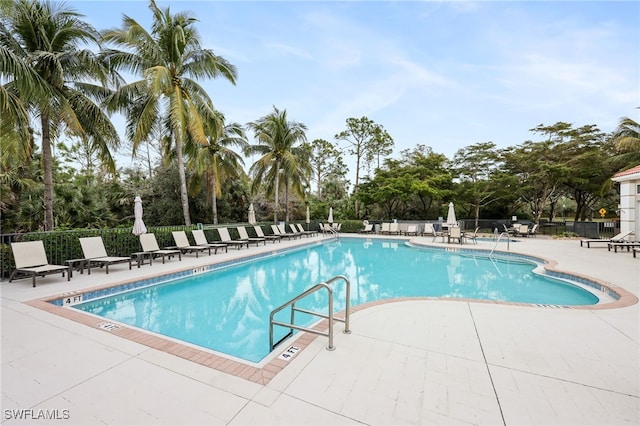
[{"left": 1, "top": 234, "right": 638, "bottom": 425}]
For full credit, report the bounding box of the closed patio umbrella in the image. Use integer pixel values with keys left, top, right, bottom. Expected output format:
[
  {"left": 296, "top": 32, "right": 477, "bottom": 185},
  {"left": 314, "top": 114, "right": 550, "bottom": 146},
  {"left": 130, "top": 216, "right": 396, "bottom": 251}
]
[
  {"left": 132, "top": 196, "right": 147, "bottom": 236},
  {"left": 306, "top": 206, "right": 310, "bottom": 230},
  {"left": 446, "top": 202, "right": 457, "bottom": 226},
  {"left": 248, "top": 204, "right": 256, "bottom": 225},
  {"left": 328, "top": 207, "right": 333, "bottom": 224}
]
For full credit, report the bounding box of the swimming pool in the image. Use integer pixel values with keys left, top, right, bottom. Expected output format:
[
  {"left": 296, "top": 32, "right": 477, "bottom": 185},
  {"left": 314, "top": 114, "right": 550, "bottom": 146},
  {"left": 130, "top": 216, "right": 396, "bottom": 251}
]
[{"left": 72, "top": 238, "right": 602, "bottom": 363}]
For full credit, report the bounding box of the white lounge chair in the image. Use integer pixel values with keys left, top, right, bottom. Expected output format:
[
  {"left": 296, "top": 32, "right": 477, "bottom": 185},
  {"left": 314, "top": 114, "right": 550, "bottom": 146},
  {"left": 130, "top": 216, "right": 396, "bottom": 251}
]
[
  {"left": 296, "top": 223, "right": 318, "bottom": 237},
  {"left": 217, "top": 227, "right": 249, "bottom": 249},
  {"left": 423, "top": 223, "right": 444, "bottom": 242},
  {"left": 79, "top": 236, "right": 131, "bottom": 274},
  {"left": 254, "top": 225, "right": 280, "bottom": 243},
  {"left": 287, "top": 224, "right": 305, "bottom": 238},
  {"left": 237, "top": 226, "right": 265, "bottom": 246},
  {"left": 360, "top": 223, "right": 374, "bottom": 233},
  {"left": 138, "top": 233, "right": 182, "bottom": 265},
  {"left": 171, "top": 231, "right": 211, "bottom": 257},
  {"left": 192, "top": 229, "right": 228, "bottom": 254},
  {"left": 9, "top": 240, "right": 69, "bottom": 287},
  {"left": 380, "top": 223, "right": 391, "bottom": 234},
  {"left": 271, "top": 224, "right": 298, "bottom": 240},
  {"left": 404, "top": 225, "right": 418, "bottom": 236},
  {"left": 580, "top": 230, "right": 633, "bottom": 248}
]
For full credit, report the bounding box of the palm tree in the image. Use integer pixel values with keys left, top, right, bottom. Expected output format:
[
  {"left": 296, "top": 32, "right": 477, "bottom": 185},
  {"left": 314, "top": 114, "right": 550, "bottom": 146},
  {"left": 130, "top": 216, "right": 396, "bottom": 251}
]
[
  {"left": 610, "top": 115, "right": 640, "bottom": 169},
  {"left": 189, "top": 112, "right": 248, "bottom": 224},
  {"left": 1, "top": 0, "right": 120, "bottom": 230},
  {"left": 246, "top": 106, "right": 308, "bottom": 224},
  {"left": 102, "top": 0, "right": 237, "bottom": 226}
]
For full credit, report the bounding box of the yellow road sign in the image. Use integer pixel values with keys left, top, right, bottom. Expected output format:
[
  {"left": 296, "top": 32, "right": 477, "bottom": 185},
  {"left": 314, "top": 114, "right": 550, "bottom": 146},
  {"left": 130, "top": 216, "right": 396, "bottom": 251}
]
[{"left": 598, "top": 208, "right": 607, "bottom": 217}]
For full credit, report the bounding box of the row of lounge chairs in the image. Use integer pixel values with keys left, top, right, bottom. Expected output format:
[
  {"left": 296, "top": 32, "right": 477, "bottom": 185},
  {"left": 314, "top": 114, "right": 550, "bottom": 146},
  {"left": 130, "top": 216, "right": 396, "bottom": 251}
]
[
  {"left": 580, "top": 231, "right": 640, "bottom": 256},
  {"left": 8, "top": 225, "right": 320, "bottom": 287}
]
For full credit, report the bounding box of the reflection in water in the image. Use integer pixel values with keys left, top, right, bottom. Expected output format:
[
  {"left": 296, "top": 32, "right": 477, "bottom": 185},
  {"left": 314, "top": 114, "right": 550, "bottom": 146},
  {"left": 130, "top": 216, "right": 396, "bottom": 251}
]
[{"left": 76, "top": 239, "right": 598, "bottom": 362}]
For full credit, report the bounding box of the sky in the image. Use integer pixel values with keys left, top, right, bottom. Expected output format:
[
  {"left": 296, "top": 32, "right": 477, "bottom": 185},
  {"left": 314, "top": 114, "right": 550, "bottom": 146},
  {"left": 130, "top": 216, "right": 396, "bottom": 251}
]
[{"left": 70, "top": 0, "right": 640, "bottom": 180}]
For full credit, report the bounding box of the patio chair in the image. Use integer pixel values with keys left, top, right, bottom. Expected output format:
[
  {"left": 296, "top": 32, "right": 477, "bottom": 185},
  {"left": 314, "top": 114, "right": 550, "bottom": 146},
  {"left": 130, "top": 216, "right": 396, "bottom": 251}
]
[
  {"left": 279, "top": 224, "right": 302, "bottom": 238},
  {"left": 579, "top": 230, "right": 633, "bottom": 248},
  {"left": 171, "top": 231, "right": 211, "bottom": 257},
  {"left": 360, "top": 223, "right": 374, "bottom": 233},
  {"left": 138, "top": 233, "right": 182, "bottom": 265},
  {"left": 271, "top": 224, "right": 298, "bottom": 240},
  {"left": 237, "top": 226, "right": 266, "bottom": 246},
  {"left": 423, "top": 223, "right": 444, "bottom": 242},
  {"left": 514, "top": 224, "right": 530, "bottom": 237},
  {"left": 79, "top": 236, "right": 131, "bottom": 274},
  {"left": 9, "top": 240, "right": 69, "bottom": 287},
  {"left": 389, "top": 223, "right": 400, "bottom": 235},
  {"left": 527, "top": 224, "right": 538, "bottom": 237},
  {"left": 380, "top": 222, "right": 391, "bottom": 234},
  {"left": 404, "top": 225, "right": 418, "bottom": 236},
  {"left": 449, "top": 226, "right": 463, "bottom": 244},
  {"left": 296, "top": 223, "right": 318, "bottom": 237},
  {"left": 192, "top": 229, "right": 228, "bottom": 254},
  {"left": 254, "top": 225, "right": 280, "bottom": 243},
  {"left": 217, "top": 227, "right": 249, "bottom": 249},
  {"left": 462, "top": 227, "right": 479, "bottom": 245},
  {"left": 287, "top": 224, "right": 307, "bottom": 238}
]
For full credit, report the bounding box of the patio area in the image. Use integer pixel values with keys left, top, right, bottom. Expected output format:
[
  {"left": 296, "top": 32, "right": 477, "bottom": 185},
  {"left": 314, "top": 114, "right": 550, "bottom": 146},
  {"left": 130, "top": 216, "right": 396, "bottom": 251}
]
[{"left": 1, "top": 234, "right": 638, "bottom": 425}]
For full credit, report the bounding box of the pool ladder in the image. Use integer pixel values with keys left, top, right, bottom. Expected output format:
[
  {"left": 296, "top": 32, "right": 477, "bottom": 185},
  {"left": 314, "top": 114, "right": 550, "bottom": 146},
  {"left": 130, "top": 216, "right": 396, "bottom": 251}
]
[
  {"left": 269, "top": 275, "right": 351, "bottom": 352},
  {"left": 489, "top": 232, "right": 511, "bottom": 258}
]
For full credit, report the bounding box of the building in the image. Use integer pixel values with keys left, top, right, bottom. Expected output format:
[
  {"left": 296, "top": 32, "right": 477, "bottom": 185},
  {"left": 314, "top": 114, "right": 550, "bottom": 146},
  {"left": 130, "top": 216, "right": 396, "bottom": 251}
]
[{"left": 611, "top": 164, "right": 640, "bottom": 238}]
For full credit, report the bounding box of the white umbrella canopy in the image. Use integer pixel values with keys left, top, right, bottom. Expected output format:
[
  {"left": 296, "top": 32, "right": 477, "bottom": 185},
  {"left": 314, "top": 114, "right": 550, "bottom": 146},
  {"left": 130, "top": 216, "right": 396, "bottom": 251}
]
[
  {"left": 248, "top": 203, "right": 256, "bottom": 225},
  {"left": 132, "top": 196, "right": 147, "bottom": 236},
  {"left": 446, "top": 202, "right": 457, "bottom": 226},
  {"left": 327, "top": 207, "right": 334, "bottom": 224}
]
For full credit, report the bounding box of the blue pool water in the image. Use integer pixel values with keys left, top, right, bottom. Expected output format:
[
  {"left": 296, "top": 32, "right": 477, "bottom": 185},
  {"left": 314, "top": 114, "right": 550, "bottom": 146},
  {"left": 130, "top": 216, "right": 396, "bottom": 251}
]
[{"left": 74, "top": 238, "right": 599, "bottom": 362}]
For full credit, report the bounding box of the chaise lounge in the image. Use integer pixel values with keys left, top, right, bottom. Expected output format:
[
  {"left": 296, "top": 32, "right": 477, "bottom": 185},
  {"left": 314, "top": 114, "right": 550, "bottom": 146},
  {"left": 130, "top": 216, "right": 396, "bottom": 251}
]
[
  {"left": 171, "top": 231, "right": 211, "bottom": 257},
  {"left": 192, "top": 229, "right": 228, "bottom": 254},
  {"left": 9, "top": 240, "right": 69, "bottom": 287},
  {"left": 137, "top": 233, "right": 182, "bottom": 266},
  {"left": 580, "top": 231, "right": 633, "bottom": 248},
  {"left": 79, "top": 236, "right": 132, "bottom": 274}
]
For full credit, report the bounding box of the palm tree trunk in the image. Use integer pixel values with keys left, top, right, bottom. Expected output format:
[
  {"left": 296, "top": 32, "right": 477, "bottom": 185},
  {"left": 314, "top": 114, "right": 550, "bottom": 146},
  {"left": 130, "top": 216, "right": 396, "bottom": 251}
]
[
  {"left": 273, "top": 163, "right": 280, "bottom": 224},
  {"left": 285, "top": 180, "right": 290, "bottom": 223},
  {"left": 211, "top": 173, "right": 218, "bottom": 225},
  {"left": 41, "top": 114, "right": 54, "bottom": 231},
  {"left": 175, "top": 137, "right": 191, "bottom": 226}
]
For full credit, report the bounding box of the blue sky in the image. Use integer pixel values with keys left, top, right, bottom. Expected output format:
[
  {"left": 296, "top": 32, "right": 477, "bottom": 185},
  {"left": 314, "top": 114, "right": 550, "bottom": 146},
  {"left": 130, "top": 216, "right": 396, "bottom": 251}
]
[{"left": 71, "top": 0, "right": 639, "bottom": 176}]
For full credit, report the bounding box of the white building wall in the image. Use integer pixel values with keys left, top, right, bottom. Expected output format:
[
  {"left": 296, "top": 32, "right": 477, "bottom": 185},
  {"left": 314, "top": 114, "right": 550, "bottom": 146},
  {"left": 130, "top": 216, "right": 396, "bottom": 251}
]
[{"left": 616, "top": 179, "right": 638, "bottom": 237}]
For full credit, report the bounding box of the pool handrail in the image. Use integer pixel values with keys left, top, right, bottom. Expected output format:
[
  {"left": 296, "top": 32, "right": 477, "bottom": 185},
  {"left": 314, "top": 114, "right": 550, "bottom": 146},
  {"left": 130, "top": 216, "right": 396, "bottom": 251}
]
[
  {"left": 269, "top": 275, "right": 351, "bottom": 352},
  {"left": 489, "top": 232, "right": 511, "bottom": 257}
]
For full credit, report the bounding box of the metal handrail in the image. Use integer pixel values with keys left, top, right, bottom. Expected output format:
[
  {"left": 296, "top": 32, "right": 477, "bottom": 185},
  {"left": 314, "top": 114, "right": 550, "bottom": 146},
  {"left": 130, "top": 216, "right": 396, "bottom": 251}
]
[
  {"left": 489, "top": 232, "right": 511, "bottom": 257},
  {"left": 269, "top": 275, "right": 351, "bottom": 352},
  {"left": 324, "top": 225, "right": 339, "bottom": 239}
]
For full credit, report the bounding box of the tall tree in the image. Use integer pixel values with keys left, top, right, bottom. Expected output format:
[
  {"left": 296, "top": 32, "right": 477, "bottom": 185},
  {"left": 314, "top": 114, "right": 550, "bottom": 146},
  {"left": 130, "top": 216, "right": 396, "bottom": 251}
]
[
  {"left": 452, "top": 142, "right": 503, "bottom": 228},
  {"left": 335, "top": 117, "right": 393, "bottom": 218},
  {"left": 610, "top": 115, "right": 640, "bottom": 169},
  {"left": 306, "top": 138, "right": 347, "bottom": 199},
  {"left": 102, "top": 0, "right": 237, "bottom": 226},
  {"left": 2, "top": 0, "right": 120, "bottom": 230},
  {"left": 246, "top": 106, "right": 308, "bottom": 224},
  {"left": 189, "top": 113, "right": 248, "bottom": 224}
]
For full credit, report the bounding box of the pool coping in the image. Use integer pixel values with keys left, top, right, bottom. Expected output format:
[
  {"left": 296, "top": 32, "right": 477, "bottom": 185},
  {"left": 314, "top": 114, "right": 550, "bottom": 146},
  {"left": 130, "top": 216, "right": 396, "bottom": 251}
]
[{"left": 23, "top": 236, "right": 639, "bottom": 385}]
